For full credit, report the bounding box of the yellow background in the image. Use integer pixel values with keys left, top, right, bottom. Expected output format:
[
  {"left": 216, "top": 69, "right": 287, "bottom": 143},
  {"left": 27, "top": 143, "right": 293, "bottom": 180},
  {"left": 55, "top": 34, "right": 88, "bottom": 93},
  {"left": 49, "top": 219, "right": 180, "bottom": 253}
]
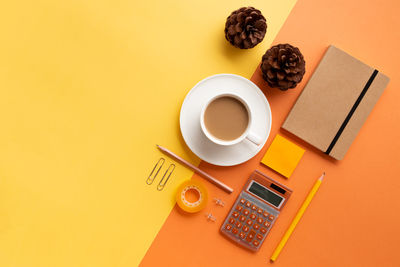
[{"left": 0, "top": 0, "right": 296, "bottom": 266}]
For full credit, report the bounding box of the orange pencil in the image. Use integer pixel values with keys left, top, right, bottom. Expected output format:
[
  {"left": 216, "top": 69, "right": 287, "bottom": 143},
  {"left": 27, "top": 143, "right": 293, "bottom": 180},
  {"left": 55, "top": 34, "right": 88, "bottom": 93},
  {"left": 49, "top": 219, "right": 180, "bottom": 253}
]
[{"left": 157, "top": 145, "right": 233, "bottom": 193}]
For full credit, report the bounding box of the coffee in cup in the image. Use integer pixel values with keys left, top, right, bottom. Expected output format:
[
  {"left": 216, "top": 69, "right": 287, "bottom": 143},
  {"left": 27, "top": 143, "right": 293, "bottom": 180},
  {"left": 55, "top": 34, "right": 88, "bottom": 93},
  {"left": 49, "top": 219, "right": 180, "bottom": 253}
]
[
  {"left": 203, "top": 96, "right": 249, "bottom": 141},
  {"left": 200, "top": 93, "right": 261, "bottom": 146}
]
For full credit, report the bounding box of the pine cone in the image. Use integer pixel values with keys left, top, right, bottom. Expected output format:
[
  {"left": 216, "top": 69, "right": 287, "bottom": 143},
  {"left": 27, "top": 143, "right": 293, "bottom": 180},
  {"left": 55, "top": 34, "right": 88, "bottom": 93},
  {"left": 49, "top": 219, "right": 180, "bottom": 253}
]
[
  {"left": 224, "top": 7, "right": 267, "bottom": 49},
  {"left": 261, "top": 44, "right": 306, "bottom": 90}
]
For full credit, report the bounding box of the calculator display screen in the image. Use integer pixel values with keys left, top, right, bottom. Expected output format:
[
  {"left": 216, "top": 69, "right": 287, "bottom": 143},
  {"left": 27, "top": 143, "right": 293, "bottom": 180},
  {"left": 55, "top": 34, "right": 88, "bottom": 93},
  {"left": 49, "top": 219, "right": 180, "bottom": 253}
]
[{"left": 248, "top": 182, "right": 283, "bottom": 208}]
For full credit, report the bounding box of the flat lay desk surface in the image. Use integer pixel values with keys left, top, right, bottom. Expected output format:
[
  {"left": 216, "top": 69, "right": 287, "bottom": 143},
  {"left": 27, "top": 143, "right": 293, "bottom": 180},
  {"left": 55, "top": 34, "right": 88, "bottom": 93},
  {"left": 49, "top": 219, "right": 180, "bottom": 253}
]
[
  {"left": 141, "top": 1, "right": 400, "bottom": 267},
  {"left": 0, "top": 0, "right": 399, "bottom": 267}
]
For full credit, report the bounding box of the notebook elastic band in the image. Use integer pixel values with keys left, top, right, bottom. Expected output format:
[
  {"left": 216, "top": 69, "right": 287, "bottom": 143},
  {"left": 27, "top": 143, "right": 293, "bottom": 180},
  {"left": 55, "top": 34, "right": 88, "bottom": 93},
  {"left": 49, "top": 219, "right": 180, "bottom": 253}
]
[{"left": 325, "top": 69, "right": 378, "bottom": 155}]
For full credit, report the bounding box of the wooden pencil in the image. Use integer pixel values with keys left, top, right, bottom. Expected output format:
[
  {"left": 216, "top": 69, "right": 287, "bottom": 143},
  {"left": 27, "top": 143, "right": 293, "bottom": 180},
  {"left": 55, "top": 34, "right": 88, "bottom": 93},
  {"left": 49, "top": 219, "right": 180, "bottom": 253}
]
[
  {"left": 270, "top": 172, "right": 325, "bottom": 262},
  {"left": 156, "top": 145, "right": 233, "bottom": 194}
]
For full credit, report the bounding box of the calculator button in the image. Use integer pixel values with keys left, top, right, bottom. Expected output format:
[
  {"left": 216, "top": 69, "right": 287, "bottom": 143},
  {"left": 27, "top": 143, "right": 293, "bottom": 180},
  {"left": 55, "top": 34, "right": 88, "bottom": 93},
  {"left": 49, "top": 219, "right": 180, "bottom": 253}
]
[
  {"left": 232, "top": 228, "right": 239, "bottom": 235},
  {"left": 239, "top": 232, "right": 246, "bottom": 239},
  {"left": 229, "top": 217, "right": 235, "bottom": 224},
  {"left": 260, "top": 227, "right": 267, "bottom": 234},
  {"left": 263, "top": 212, "right": 269, "bottom": 218},
  {"left": 256, "top": 234, "right": 263, "bottom": 240},
  {"left": 235, "top": 221, "right": 242, "bottom": 228},
  {"left": 250, "top": 213, "right": 257, "bottom": 220},
  {"left": 240, "top": 199, "right": 246, "bottom": 204},
  {"left": 268, "top": 215, "right": 275, "bottom": 221},
  {"left": 257, "top": 217, "right": 264, "bottom": 224},
  {"left": 225, "top": 224, "right": 232, "bottom": 231},
  {"left": 247, "top": 231, "right": 256, "bottom": 241},
  {"left": 245, "top": 201, "right": 252, "bottom": 208},
  {"left": 263, "top": 221, "right": 271, "bottom": 228},
  {"left": 253, "top": 224, "right": 260, "bottom": 230},
  {"left": 235, "top": 205, "right": 243, "bottom": 211},
  {"left": 251, "top": 205, "right": 258, "bottom": 211},
  {"left": 243, "top": 209, "right": 250, "bottom": 216},
  {"left": 246, "top": 219, "right": 253, "bottom": 226},
  {"left": 243, "top": 225, "right": 249, "bottom": 232},
  {"left": 239, "top": 215, "right": 246, "bottom": 222},
  {"left": 253, "top": 240, "right": 260, "bottom": 247},
  {"left": 257, "top": 208, "right": 263, "bottom": 214},
  {"left": 232, "top": 212, "right": 239, "bottom": 218}
]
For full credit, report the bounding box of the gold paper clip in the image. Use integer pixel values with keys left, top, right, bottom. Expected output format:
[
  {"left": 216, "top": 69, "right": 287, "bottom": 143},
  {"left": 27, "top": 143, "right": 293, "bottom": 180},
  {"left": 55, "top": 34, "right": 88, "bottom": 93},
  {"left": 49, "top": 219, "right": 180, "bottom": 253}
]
[
  {"left": 157, "top": 163, "right": 175, "bottom": 191},
  {"left": 146, "top": 157, "right": 165, "bottom": 185}
]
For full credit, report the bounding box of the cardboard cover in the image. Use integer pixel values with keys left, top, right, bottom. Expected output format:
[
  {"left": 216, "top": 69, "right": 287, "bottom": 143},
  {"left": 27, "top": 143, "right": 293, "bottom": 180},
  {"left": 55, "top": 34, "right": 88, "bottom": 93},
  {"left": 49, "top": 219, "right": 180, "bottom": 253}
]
[{"left": 282, "top": 45, "right": 390, "bottom": 160}]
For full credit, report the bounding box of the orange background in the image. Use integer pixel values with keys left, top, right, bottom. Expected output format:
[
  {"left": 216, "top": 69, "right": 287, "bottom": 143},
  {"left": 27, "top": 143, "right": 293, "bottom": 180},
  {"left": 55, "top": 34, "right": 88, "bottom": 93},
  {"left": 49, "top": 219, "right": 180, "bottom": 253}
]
[{"left": 140, "top": 0, "right": 400, "bottom": 266}]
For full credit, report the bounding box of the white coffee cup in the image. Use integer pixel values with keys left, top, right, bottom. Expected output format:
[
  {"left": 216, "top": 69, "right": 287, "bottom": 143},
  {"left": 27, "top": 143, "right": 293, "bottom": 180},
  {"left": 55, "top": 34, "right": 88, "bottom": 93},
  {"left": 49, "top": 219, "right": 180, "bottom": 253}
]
[{"left": 200, "top": 93, "right": 262, "bottom": 146}]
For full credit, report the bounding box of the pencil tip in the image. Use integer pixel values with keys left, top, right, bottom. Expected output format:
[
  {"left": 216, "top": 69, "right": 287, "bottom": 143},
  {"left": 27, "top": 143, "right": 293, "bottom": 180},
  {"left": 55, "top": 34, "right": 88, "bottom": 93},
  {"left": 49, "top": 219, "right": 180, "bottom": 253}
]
[{"left": 320, "top": 172, "right": 325, "bottom": 181}]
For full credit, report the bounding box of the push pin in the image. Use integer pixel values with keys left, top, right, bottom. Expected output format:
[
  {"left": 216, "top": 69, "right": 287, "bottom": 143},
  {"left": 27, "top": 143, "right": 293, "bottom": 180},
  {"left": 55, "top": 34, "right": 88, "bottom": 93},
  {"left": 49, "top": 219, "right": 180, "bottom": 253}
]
[
  {"left": 205, "top": 213, "right": 216, "bottom": 222},
  {"left": 213, "top": 198, "right": 225, "bottom": 207}
]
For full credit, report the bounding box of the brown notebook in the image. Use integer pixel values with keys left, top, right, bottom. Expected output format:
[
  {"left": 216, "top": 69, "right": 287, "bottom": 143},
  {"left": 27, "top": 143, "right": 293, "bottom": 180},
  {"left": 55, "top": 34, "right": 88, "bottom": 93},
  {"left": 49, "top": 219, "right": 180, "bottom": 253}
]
[{"left": 282, "top": 45, "right": 390, "bottom": 160}]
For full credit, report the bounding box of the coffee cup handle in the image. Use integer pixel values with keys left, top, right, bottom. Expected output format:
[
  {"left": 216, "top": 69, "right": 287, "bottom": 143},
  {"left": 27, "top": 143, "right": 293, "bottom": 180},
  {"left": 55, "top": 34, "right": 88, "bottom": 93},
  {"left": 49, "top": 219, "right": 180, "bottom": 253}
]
[{"left": 246, "top": 132, "right": 262, "bottom": 146}]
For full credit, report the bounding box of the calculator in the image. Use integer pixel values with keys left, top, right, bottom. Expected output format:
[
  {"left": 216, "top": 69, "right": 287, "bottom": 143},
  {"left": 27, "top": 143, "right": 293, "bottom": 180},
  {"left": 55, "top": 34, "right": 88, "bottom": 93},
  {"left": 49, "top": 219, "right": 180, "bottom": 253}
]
[{"left": 220, "top": 170, "right": 292, "bottom": 252}]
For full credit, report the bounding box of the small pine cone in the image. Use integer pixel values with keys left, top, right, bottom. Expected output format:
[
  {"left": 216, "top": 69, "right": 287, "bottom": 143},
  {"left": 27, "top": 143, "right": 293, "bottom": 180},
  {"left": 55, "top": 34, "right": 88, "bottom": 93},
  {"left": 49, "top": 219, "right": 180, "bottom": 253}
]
[
  {"left": 261, "top": 44, "right": 306, "bottom": 90},
  {"left": 224, "top": 7, "right": 267, "bottom": 49}
]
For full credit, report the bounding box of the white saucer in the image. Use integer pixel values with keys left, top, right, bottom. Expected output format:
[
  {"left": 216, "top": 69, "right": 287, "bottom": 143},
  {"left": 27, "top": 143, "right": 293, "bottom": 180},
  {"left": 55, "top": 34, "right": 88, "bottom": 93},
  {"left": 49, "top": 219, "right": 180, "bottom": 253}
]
[{"left": 180, "top": 74, "right": 272, "bottom": 166}]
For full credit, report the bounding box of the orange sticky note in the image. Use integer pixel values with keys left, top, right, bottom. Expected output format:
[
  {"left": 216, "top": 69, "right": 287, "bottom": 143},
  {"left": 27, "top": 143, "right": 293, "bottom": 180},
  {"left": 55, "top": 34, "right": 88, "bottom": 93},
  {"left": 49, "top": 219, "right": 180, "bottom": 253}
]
[{"left": 261, "top": 134, "right": 305, "bottom": 178}]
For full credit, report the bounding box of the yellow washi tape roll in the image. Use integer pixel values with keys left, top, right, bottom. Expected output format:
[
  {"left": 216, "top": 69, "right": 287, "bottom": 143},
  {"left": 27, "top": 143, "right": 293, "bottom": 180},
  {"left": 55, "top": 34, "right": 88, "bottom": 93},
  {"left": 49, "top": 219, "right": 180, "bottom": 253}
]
[{"left": 176, "top": 180, "right": 208, "bottom": 213}]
